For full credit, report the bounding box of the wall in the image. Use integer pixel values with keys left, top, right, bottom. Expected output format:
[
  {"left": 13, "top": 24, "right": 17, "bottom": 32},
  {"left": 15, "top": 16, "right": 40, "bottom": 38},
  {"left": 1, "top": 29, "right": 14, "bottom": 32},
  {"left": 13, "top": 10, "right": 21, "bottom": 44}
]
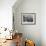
[
  {"left": 41, "top": 0, "right": 46, "bottom": 46},
  {"left": 13, "top": 0, "right": 41, "bottom": 46},
  {"left": 0, "top": 0, "right": 16, "bottom": 30}
]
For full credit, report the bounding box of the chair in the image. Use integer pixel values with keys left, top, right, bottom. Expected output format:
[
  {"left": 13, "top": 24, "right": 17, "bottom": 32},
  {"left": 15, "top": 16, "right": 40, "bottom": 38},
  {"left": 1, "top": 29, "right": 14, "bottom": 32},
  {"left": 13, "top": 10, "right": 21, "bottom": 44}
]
[{"left": 25, "top": 40, "right": 35, "bottom": 46}]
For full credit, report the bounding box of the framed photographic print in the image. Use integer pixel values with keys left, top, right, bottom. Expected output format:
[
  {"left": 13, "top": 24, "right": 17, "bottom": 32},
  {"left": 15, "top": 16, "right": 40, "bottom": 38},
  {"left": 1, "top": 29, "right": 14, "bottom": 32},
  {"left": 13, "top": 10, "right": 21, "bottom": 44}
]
[{"left": 21, "top": 13, "right": 36, "bottom": 25}]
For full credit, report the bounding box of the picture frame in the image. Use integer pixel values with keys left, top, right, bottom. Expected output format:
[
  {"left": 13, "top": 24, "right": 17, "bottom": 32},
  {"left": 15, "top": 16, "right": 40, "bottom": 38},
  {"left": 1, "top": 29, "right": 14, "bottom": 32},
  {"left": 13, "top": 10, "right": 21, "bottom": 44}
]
[{"left": 21, "top": 13, "right": 36, "bottom": 25}]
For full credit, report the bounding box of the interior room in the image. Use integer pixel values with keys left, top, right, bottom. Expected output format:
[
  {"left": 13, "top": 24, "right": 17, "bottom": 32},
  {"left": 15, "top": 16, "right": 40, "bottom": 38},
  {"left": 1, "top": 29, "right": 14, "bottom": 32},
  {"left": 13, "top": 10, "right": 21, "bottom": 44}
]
[{"left": 0, "top": 0, "right": 46, "bottom": 46}]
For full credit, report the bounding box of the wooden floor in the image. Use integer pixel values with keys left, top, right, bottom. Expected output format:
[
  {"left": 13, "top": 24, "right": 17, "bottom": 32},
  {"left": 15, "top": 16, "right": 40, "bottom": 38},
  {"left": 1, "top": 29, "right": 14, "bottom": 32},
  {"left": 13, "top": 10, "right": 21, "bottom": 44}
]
[{"left": 0, "top": 39, "right": 16, "bottom": 46}]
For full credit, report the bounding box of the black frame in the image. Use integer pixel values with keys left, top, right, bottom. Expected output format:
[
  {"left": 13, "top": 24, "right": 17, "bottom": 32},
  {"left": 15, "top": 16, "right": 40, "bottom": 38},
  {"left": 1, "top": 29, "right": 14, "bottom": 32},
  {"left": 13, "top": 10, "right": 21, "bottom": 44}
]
[{"left": 21, "top": 13, "right": 36, "bottom": 25}]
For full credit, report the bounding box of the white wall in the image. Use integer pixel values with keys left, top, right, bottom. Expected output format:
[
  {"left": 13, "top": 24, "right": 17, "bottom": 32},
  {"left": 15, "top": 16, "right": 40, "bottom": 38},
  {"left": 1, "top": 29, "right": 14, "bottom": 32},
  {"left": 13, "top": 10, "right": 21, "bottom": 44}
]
[
  {"left": 13, "top": 0, "right": 41, "bottom": 46},
  {"left": 41, "top": 0, "right": 46, "bottom": 46},
  {"left": 13, "top": 0, "right": 46, "bottom": 46},
  {"left": 0, "top": 0, "right": 16, "bottom": 29}
]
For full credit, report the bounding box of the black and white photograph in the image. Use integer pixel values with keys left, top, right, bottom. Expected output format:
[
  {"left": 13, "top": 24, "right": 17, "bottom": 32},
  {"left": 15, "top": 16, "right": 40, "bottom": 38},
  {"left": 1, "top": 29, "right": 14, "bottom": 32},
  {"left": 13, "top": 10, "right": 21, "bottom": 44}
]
[{"left": 21, "top": 13, "right": 36, "bottom": 25}]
